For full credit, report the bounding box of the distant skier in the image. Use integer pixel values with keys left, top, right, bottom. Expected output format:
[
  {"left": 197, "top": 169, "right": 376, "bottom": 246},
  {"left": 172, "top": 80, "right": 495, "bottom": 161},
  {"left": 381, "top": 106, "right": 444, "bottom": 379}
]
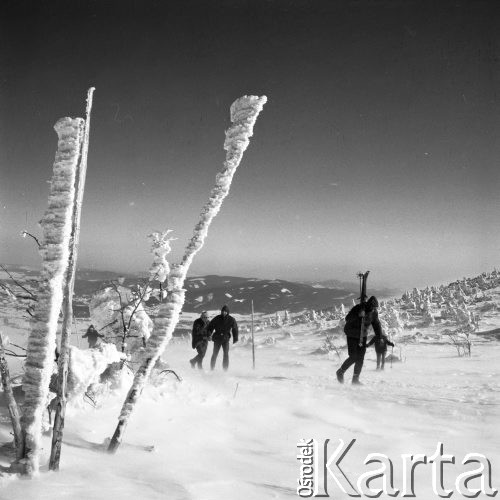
[
  {"left": 190, "top": 311, "right": 210, "bottom": 369},
  {"left": 82, "top": 324, "right": 105, "bottom": 349},
  {"left": 336, "top": 296, "right": 382, "bottom": 385},
  {"left": 367, "top": 333, "right": 394, "bottom": 370},
  {"left": 208, "top": 305, "right": 238, "bottom": 371}
]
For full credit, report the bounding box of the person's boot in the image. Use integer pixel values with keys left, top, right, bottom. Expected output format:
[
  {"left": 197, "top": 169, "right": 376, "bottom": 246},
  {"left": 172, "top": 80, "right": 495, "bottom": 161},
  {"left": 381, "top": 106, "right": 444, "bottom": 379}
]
[
  {"left": 336, "top": 368, "right": 344, "bottom": 384},
  {"left": 352, "top": 375, "right": 362, "bottom": 385},
  {"left": 189, "top": 358, "right": 196, "bottom": 369}
]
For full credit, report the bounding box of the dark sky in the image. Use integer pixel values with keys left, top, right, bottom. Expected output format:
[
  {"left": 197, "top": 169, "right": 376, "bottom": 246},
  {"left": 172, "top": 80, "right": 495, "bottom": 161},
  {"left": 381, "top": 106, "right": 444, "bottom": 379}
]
[{"left": 1, "top": 0, "right": 499, "bottom": 289}]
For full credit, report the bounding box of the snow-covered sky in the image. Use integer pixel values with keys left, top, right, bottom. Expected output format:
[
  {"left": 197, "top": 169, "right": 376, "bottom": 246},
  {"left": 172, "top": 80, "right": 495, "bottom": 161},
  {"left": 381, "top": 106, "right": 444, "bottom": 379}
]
[{"left": 1, "top": 1, "right": 498, "bottom": 289}]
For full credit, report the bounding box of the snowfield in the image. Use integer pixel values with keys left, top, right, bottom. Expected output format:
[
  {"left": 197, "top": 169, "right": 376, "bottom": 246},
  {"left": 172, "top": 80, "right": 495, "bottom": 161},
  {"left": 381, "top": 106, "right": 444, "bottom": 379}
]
[{"left": 1, "top": 313, "right": 499, "bottom": 499}]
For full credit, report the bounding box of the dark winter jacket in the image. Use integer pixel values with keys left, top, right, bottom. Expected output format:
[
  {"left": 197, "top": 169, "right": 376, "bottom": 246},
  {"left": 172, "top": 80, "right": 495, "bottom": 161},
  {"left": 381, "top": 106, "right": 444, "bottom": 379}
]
[
  {"left": 367, "top": 333, "right": 394, "bottom": 353},
  {"left": 82, "top": 326, "right": 104, "bottom": 348},
  {"left": 82, "top": 326, "right": 104, "bottom": 341},
  {"left": 207, "top": 306, "right": 239, "bottom": 344},
  {"left": 343, "top": 304, "right": 383, "bottom": 339},
  {"left": 191, "top": 317, "right": 210, "bottom": 349}
]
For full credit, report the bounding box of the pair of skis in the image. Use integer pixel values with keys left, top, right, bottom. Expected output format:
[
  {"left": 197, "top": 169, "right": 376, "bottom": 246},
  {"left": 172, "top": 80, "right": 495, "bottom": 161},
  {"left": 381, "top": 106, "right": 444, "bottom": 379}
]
[
  {"left": 357, "top": 271, "right": 369, "bottom": 347},
  {"left": 356, "top": 271, "right": 394, "bottom": 368}
]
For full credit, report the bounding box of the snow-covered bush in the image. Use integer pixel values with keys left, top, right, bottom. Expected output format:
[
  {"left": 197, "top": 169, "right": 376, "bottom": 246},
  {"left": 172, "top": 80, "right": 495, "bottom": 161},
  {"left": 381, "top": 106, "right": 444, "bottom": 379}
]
[
  {"left": 67, "top": 343, "right": 126, "bottom": 402},
  {"left": 443, "top": 326, "right": 473, "bottom": 357},
  {"left": 88, "top": 230, "right": 173, "bottom": 358},
  {"left": 263, "top": 335, "right": 276, "bottom": 345},
  {"left": 89, "top": 284, "right": 154, "bottom": 354},
  {"left": 319, "top": 334, "right": 343, "bottom": 360}
]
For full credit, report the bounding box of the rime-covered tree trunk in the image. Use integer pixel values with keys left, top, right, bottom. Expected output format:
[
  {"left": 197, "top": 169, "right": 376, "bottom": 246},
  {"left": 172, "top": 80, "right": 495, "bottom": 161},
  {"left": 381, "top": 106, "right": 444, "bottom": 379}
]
[
  {"left": 49, "top": 88, "right": 95, "bottom": 471},
  {"left": 108, "top": 95, "right": 267, "bottom": 453},
  {"left": 20, "top": 117, "right": 84, "bottom": 475},
  {"left": 0, "top": 333, "right": 23, "bottom": 457}
]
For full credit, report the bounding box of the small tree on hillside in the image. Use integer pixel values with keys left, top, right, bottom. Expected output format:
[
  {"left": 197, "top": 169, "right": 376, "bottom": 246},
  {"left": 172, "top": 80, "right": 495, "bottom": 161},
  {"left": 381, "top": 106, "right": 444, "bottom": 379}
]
[{"left": 89, "top": 231, "right": 174, "bottom": 361}]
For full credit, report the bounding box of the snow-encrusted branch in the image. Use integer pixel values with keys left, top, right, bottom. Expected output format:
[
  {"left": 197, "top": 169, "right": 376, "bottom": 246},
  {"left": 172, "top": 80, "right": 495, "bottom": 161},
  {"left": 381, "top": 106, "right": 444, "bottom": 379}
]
[
  {"left": 145, "top": 95, "right": 267, "bottom": 363},
  {"left": 21, "top": 231, "right": 42, "bottom": 249},
  {"left": 108, "top": 95, "right": 267, "bottom": 452},
  {"left": 21, "top": 117, "right": 84, "bottom": 475},
  {"left": 0, "top": 264, "right": 37, "bottom": 301},
  {"left": 125, "top": 279, "right": 157, "bottom": 337},
  {"left": 180, "top": 95, "right": 267, "bottom": 273},
  {"left": 148, "top": 230, "right": 174, "bottom": 284}
]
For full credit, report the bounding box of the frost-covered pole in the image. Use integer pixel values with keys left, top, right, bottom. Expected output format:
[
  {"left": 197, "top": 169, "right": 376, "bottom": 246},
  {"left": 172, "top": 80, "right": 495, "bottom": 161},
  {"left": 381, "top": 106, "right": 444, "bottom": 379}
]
[
  {"left": 20, "top": 117, "right": 84, "bottom": 475},
  {"left": 49, "top": 88, "right": 95, "bottom": 471},
  {"left": 108, "top": 95, "right": 267, "bottom": 453}
]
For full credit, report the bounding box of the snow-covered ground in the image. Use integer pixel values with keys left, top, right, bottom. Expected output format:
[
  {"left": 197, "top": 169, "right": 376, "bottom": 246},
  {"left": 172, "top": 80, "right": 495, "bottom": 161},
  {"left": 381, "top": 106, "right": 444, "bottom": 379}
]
[{"left": 1, "top": 313, "right": 499, "bottom": 499}]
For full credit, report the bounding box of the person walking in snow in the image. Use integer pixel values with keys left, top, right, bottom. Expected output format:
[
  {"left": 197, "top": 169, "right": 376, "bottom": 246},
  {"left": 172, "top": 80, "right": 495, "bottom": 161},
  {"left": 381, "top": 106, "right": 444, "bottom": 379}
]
[
  {"left": 336, "top": 296, "right": 382, "bottom": 385},
  {"left": 82, "top": 324, "right": 105, "bottom": 349},
  {"left": 190, "top": 311, "right": 210, "bottom": 369},
  {"left": 367, "top": 333, "right": 394, "bottom": 370},
  {"left": 208, "top": 305, "right": 238, "bottom": 371}
]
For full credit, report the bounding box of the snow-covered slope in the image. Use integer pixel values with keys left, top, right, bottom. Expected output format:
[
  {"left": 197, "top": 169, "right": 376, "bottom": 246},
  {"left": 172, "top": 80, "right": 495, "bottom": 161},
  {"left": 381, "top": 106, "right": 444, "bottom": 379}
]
[
  {"left": 0, "top": 325, "right": 498, "bottom": 499},
  {"left": 1, "top": 271, "right": 499, "bottom": 498}
]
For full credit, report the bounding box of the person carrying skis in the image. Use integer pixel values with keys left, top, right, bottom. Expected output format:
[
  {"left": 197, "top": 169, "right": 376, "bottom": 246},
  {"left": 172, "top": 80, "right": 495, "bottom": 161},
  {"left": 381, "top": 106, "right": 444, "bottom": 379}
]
[
  {"left": 336, "top": 296, "right": 382, "bottom": 385},
  {"left": 208, "top": 305, "right": 238, "bottom": 371},
  {"left": 190, "top": 311, "right": 210, "bottom": 369},
  {"left": 82, "top": 324, "right": 105, "bottom": 349},
  {"left": 367, "top": 332, "right": 395, "bottom": 370}
]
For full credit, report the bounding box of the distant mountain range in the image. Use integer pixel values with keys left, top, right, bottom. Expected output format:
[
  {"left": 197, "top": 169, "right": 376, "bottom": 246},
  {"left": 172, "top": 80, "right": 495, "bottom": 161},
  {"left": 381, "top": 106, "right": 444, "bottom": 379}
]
[
  {"left": 170, "top": 275, "right": 362, "bottom": 314},
  {"left": 305, "top": 278, "right": 399, "bottom": 297},
  {"left": 0, "top": 264, "right": 400, "bottom": 315}
]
